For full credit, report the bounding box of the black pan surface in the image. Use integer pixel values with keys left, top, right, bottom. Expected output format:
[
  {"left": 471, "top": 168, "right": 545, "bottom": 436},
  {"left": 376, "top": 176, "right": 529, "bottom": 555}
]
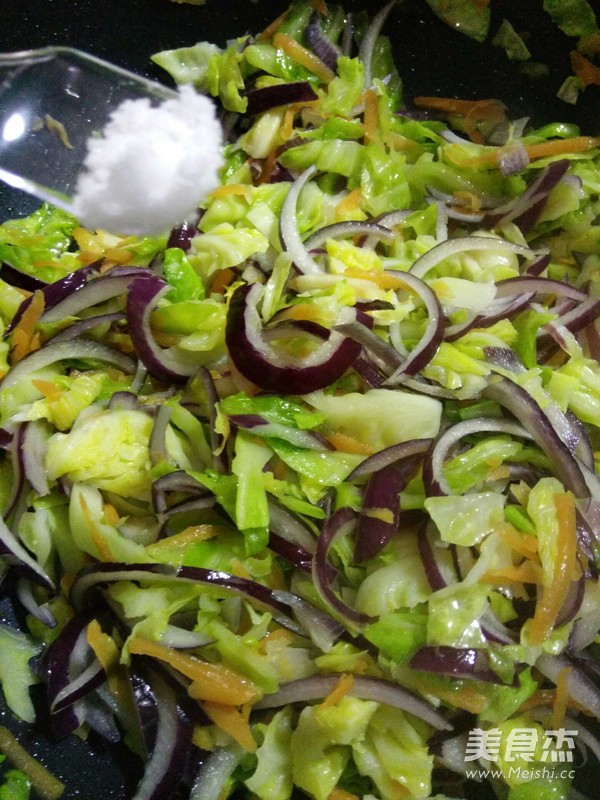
[{"left": 0, "top": 0, "right": 598, "bottom": 797}]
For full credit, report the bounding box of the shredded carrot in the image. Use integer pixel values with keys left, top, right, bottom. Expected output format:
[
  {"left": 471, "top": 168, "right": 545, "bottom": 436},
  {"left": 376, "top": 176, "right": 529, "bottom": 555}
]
[
  {"left": 146, "top": 523, "right": 221, "bottom": 554},
  {"left": 10, "top": 289, "right": 45, "bottom": 363},
  {"left": 102, "top": 503, "right": 121, "bottom": 527},
  {"left": 87, "top": 619, "right": 134, "bottom": 715},
  {"left": 551, "top": 665, "right": 573, "bottom": 730},
  {"left": 273, "top": 32, "right": 335, "bottom": 84},
  {"left": 209, "top": 183, "right": 252, "bottom": 200},
  {"left": 413, "top": 96, "right": 506, "bottom": 143},
  {"left": 255, "top": 149, "right": 280, "bottom": 185},
  {"left": 320, "top": 673, "right": 355, "bottom": 708},
  {"left": 570, "top": 50, "right": 600, "bottom": 86},
  {"left": 279, "top": 98, "right": 320, "bottom": 142},
  {"left": 311, "top": 0, "right": 329, "bottom": 15},
  {"left": 495, "top": 521, "right": 538, "bottom": 560},
  {"left": 342, "top": 266, "right": 412, "bottom": 291},
  {"left": 324, "top": 430, "right": 376, "bottom": 455},
  {"left": 480, "top": 560, "right": 543, "bottom": 586},
  {"left": 390, "top": 783, "right": 411, "bottom": 800},
  {"left": 327, "top": 789, "right": 359, "bottom": 800},
  {"left": 203, "top": 701, "right": 257, "bottom": 752},
  {"left": 257, "top": 7, "right": 290, "bottom": 42},
  {"left": 79, "top": 495, "right": 114, "bottom": 561},
  {"left": 128, "top": 637, "right": 261, "bottom": 705},
  {"left": 529, "top": 492, "right": 578, "bottom": 645},
  {"left": 31, "top": 378, "right": 62, "bottom": 399},
  {"left": 445, "top": 135, "right": 600, "bottom": 169},
  {"left": 363, "top": 88, "right": 380, "bottom": 143},
  {"left": 0, "top": 726, "right": 64, "bottom": 800},
  {"left": 518, "top": 687, "right": 589, "bottom": 715},
  {"left": 335, "top": 188, "right": 364, "bottom": 220},
  {"left": 209, "top": 267, "right": 237, "bottom": 294},
  {"left": 276, "top": 302, "right": 326, "bottom": 324}
]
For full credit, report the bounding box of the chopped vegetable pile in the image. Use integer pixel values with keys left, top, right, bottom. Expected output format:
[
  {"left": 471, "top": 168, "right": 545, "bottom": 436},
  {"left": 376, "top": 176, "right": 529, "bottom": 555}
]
[{"left": 0, "top": 1, "right": 600, "bottom": 799}]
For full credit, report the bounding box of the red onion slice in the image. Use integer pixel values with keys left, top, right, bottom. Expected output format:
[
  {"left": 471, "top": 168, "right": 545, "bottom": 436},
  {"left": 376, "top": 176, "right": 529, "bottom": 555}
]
[
  {"left": 303, "top": 220, "right": 395, "bottom": 252},
  {"left": 312, "top": 507, "right": 372, "bottom": 629},
  {"left": 410, "top": 645, "right": 503, "bottom": 683},
  {"left": 70, "top": 562, "right": 305, "bottom": 636},
  {"left": 0, "top": 513, "right": 54, "bottom": 589},
  {"left": 484, "top": 159, "right": 570, "bottom": 233},
  {"left": 382, "top": 269, "right": 444, "bottom": 378},
  {"left": 41, "top": 267, "right": 151, "bottom": 324},
  {"left": 132, "top": 675, "right": 193, "bottom": 800},
  {"left": 226, "top": 282, "right": 363, "bottom": 394},
  {"left": 358, "top": 0, "right": 397, "bottom": 88},
  {"left": 0, "top": 339, "right": 136, "bottom": 392},
  {"left": 356, "top": 452, "right": 426, "bottom": 562},
  {"left": 306, "top": 11, "right": 342, "bottom": 71},
  {"left": 483, "top": 377, "right": 595, "bottom": 499},
  {"left": 245, "top": 81, "right": 318, "bottom": 116},
  {"left": 409, "top": 235, "right": 534, "bottom": 280},
  {"left": 229, "top": 413, "right": 332, "bottom": 450},
  {"left": 126, "top": 276, "right": 203, "bottom": 383},
  {"left": 423, "top": 416, "right": 533, "bottom": 496},
  {"left": 279, "top": 165, "right": 323, "bottom": 274},
  {"left": 254, "top": 673, "right": 452, "bottom": 731}
]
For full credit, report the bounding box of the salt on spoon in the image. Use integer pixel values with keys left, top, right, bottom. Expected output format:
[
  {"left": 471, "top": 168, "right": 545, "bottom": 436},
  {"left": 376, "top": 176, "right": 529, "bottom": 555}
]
[
  {"left": 0, "top": 48, "right": 223, "bottom": 234},
  {"left": 72, "top": 85, "right": 224, "bottom": 237}
]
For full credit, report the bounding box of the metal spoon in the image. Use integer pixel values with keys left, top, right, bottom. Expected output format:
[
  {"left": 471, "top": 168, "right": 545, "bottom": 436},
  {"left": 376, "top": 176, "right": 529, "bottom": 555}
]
[{"left": 0, "top": 46, "right": 176, "bottom": 213}]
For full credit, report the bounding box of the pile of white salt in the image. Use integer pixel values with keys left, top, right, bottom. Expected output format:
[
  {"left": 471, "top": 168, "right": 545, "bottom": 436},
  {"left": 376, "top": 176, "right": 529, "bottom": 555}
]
[{"left": 73, "top": 85, "right": 223, "bottom": 237}]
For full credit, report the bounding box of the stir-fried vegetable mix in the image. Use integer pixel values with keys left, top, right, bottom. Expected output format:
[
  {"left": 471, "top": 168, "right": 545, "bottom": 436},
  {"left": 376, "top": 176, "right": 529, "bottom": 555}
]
[{"left": 1, "top": 2, "right": 600, "bottom": 799}]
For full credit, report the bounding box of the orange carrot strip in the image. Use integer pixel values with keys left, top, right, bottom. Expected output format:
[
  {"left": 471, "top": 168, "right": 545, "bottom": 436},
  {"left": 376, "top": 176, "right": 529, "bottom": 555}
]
[
  {"left": 342, "top": 267, "right": 413, "bottom": 291},
  {"left": 529, "top": 492, "right": 578, "bottom": 645},
  {"left": 335, "top": 188, "right": 363, "bottom": 219},
  {"left": 312, "top": 0, "right": 329, "bottom": 15},
  {"left": 87, "top": 620, "right": 133, "bottom": 714},
  {"left": 273, "top": 32, "right": 335, "bottom": 84},
  {"left": 570, "top": 50, "right": 600, "bottom": 86},
  {"left": 79, "top": 495, "right": 114, "bottom": 562},
  {"left": 495, "top": 521, "right": 538, "bottom": 560},
  {"left": 279, "top": 98, "right": 320, "bottom": 142},
  {"left": 102, "top": 503, "right": 121, "bottom": 527},
  {"left": 147, "top": 524, "right": 221, "bottom": 554},
  {"left": 324, "top": 431, "right": 376, "bottom": 456},
  {"left": 327, "top": 789, "right": 359, "bottom": 800},
  {"left": 257, "top": 8, "right": 290, "bottom": 42},
  {"left": 203, "top": 701, "right": 257, "bottom": 752},
  {"left": 209, "top": 267, "right": 236, "bottom": 294},
  {"left": 10, "top": 289, "right": 45, "bottom": 363},
  {"left": 446, "top": 136, "right": 600, "bottom": 169},
  {"left": 320, "top": 673, "right": 355, "bottom": 708},
  {"left": 208, "top": 183, "right": 252, "bottom": 200},
  {"left": 363, "top": 88, "right": 379, "bottom": 143},
  {"left": 480, "top": 560, "right": 543, "bottom": 586},
  {"left": 31, "top": 379, "right": 62, "bottom": 399},
  {"left": 128, "top": 637, "right": 261, "bottom": 705}
]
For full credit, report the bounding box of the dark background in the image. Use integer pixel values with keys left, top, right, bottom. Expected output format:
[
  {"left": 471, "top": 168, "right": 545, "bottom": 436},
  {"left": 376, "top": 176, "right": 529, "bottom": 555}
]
[{"left": 0, "top": 0, "right": 598, "bottom": 797}]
